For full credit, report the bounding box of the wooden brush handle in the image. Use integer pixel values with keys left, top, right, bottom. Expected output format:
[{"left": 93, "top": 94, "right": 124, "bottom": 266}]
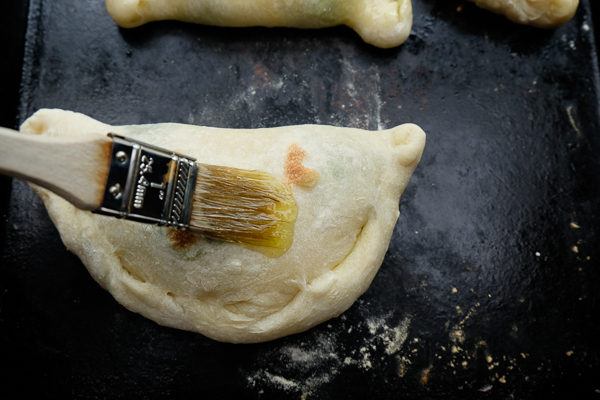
[{"left": 0, "top": 127, "right": 113, "bottom": 210}]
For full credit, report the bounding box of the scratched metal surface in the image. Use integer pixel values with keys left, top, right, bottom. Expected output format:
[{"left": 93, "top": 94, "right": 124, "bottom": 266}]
[{"left": 1, "top": 0, "right": 599, "bottom": 398}]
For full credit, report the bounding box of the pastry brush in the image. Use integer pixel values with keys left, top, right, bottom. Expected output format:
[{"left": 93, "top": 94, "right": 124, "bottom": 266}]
[{"left": 0, "top": 127, "right": 297, "bottom": 254}]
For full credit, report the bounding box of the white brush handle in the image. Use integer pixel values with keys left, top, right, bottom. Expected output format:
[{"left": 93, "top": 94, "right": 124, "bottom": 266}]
[{"left": 0, "top": 127, "right": 113, "bottom": 210}]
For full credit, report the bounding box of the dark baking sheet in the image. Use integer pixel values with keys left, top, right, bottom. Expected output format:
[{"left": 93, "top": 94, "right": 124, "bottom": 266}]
[{"left": 1, "top": 0, "right": 600, "bottom": 399}]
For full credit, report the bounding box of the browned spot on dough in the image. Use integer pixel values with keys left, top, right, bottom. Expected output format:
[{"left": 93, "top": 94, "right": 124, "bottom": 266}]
[
  {"left": 283, "top": 143, "right": 319, "bottom": 187},
  {"left": 167, "top": 228, "right": 199, "bottom": 249},
  {"left": 139, "top": 0, "right": 151, "bottom": 12},
  {"left": 27, "top": 118, "right": 46, "bottom": 136}
]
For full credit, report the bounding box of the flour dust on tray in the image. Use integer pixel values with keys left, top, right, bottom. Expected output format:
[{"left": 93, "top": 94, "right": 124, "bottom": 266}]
[{"left": 245, "top": 310, "right": 413, "bottom": 396}]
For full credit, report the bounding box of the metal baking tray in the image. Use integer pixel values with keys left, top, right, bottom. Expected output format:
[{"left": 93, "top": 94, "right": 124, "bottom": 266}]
[{"left": 1, "top": 0, "right": 599, "bottom": 398}]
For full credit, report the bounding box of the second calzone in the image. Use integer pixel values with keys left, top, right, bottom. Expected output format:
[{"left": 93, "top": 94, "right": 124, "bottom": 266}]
[
  {"left": 105, "top": 0, "right": 413, "bottom": 48},
  {"left": 468, "top": 0, "right": 578, "bottom": 28}
]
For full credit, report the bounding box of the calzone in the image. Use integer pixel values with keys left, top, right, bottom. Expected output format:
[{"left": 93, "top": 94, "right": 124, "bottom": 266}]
[
  {"left": 467, "top": 0, "right": 578, "bottom": 28},
  {"left": 105, "top": 0, "right": 413, "bottom": 48},
  {"left": 20, "top": 109, "right": 426, "bottom": 343}
]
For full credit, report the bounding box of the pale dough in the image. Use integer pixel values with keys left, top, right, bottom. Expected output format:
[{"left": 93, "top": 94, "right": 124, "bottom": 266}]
[
  {"left": 20, "top": 109, "right": 425, "bottom": 343},
  {"left": 467, "top": 0, "right": 578, "bottom": 28},
  {"left": 105, "top": 0, "right": 413, "bottom": 48}
]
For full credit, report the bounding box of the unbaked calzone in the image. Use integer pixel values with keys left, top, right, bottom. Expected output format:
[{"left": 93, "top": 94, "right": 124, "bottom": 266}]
[
  {"left": 105, "top": 0, "right": 413, "bottom": 48},
  {"left": 468, "top": 0, "right": 578, "bottom": 28},
  {"left": 21, "top": 109, "right": 425, "bottom": 343}
]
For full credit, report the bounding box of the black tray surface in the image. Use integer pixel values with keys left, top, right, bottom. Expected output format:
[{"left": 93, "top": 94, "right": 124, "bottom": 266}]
[{"left": 1, "top": 0, "right": 599, "bottom": 399}]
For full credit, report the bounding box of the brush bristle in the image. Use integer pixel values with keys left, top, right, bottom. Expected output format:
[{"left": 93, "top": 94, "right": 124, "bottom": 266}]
[{"left": 189, "top": 164, "right": 297, "bottom": 255}]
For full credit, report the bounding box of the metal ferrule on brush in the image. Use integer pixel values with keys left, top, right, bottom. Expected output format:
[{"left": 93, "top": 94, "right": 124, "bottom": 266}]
[{"left": 96, "top": 133, "right": 198, "bottom": 229}]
